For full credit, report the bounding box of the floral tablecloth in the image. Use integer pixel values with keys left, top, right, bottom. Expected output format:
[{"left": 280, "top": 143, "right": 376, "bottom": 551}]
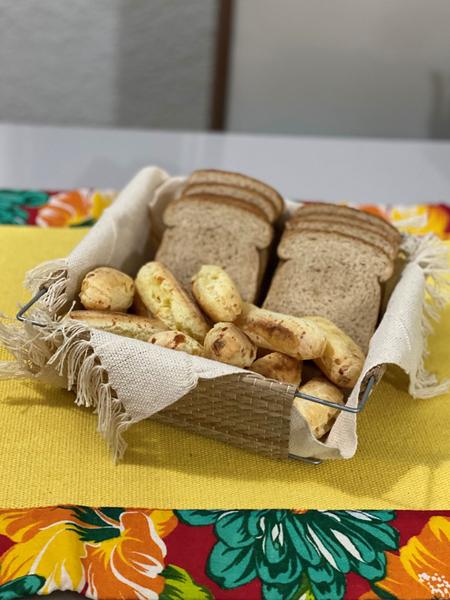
[
  {"left": 0, "top": 507, "right": 450, "bottom": 600},
  {"left": 1, "top": 187, "right": 450, "bottom": 239},
  {"left": 1, "top": 189, "right": 449, "bottom": 599}
]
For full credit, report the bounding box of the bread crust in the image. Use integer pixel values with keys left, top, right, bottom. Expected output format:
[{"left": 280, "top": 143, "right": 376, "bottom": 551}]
[
  {"left": 183, "top": 182, "right": 278, "bottom": 223},
  {"left": 293, "top": 202, "right": 401, "bottom": 243},
  {"left": 286, "top": 218, "right": 398, "bottom": 260},
  {"left": 189, "top": 169, "right": 284, "bottom": 215},
  {"left": 290, "top": 213, "right": 398, "bottom": 243}
]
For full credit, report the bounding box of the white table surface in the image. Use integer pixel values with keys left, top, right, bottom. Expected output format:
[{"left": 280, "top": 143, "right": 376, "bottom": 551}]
[
  {"left": 2, "top": 123, "right": 449, "bottom": 600},
  {"left": 1, "top": 123, "right": 450, "bottom": 205}
]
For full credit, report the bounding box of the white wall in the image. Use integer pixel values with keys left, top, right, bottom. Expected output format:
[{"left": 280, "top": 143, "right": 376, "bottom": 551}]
[
  {"left": 227, "top": 0, "right": 450, "bottom": 138},
  {"left": 0, "top": 0, "right": 216, "bottom": 129}
]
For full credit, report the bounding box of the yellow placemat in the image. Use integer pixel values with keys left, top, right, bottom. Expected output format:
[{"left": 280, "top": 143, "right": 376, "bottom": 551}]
[{"left": 0, "top": 226, "right": 449, "bottom": 509}]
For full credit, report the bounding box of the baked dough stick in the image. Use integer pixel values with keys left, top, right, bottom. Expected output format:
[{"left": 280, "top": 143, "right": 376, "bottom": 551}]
[
  {"left": 250, "top": 352, "right": 302, "bottom": 386},
  {"left": 192, "top": 265, "right": 242, "bottom": 322},
  {"left": 309, "top": 316, "right": 365, "bottom": 388},
  {"left": 204, "top": 322, "right": 256, "bottom": 368},
  {"left": 294, "top": 377, "right": 344, "bottom": 439},
  {"left": 148, "top": 330, "right": 205, "bottom": 357},
  {"left": 135, "top": 261, "right": 209, "bottom": 343},
  {"left": 235, "top": 303, "right": 326, "bottom": 360},
  {"left": 69, "top": 310, "right": 166, "bottom": 341}
]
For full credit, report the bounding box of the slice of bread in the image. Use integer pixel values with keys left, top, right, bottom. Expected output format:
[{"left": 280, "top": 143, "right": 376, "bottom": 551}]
[
  {"left": 164, "top": 195, "right": 273, "bottom": 249},
  {"left": 183, "top": 182, "right": 278, "bottom": 223},
  {"left": 286, "top": 219, "right": 398, "bottom": 261},
  {"left": 293, "top": 203, "right": 401, "bottom": 244},
  {"left": 263, "top": 256, "right": 381, "bottom": 351},
  {"left": 278, "top": 229, "right": 394, "bottom": 281},
  {"left": 188, "top": 169, "right": 284, "bottom": 217},
  {"left": 156, "top": 226, "right": 261, "bottom": 302},
  {"left": 291, "top": 213, "right": 401, "bottom": 251},
  {"left": 179, "top": 193, "right": 269, "bottom": 222}
]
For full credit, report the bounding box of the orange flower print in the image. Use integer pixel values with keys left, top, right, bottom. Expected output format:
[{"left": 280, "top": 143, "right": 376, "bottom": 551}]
[
  {"left": 35, "top": 189, "right": 114, "bottom": 227},
  {"left": 0, "top": 506, "right": 179, "bottom": 599},
  {"left": 390, "top": 205, "right": 450, "bottom": 240},
  {"left": 361, "top": 516, "right": 450, "bottom": 599},
  {"left": 83, "top": 510, "right": 177, "bottom": 600},
  {"left": 0, "top": 507, "right": 87, "bottom": 594},
  {"left": 359, "top": 204, "right": 390, "bottom": 221}
]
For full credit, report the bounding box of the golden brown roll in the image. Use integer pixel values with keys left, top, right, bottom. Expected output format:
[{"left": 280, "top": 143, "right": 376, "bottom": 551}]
[
  {"left": 250, "top": 352, "right": 302, "bottom": 386},
  {"left": 204, "top": 322, "right": 256, "bottom": 367},
  {"left": 192, "top": 265, "right": 242, "bottom": 322},
  {"left": 79, "top": 267, "right": 134, "bottom": 312},
  {"left": 135, "top": 261, "right": 209, "bottom": 343},
  {"left": 309, "top": 316, "right": 365, "bottom": 388},
  {"left": 148, "top": 330, "right": 205, "bottom": 356},
  {"left": 69, "top": 310, "right": 165, "bottom": 341},
  {"left": 235, "top": 303, "right": 326, "bottom": 360}
]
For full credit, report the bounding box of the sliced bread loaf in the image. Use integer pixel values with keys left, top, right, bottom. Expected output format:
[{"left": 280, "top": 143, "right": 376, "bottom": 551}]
[
  {"left": 164, "top": 195, "right": 273, "bottom": 249},
  {"left": 293, "top": 203, "right": 401, "bottom": 245},
  {"left": 183, "top": 182, "right": 278, "bottom": 223},
  {"left": 188, "top": 169, "right": 284, "bottom": 217},
  {"left": 286, "top": 219, "right": 398, "bottom": 261},
  {"left": 278, "top": 229, "right": 394, "bottom": 281},
  {"left": 290, "top": 212, "right": 400, "bottom": 248}
]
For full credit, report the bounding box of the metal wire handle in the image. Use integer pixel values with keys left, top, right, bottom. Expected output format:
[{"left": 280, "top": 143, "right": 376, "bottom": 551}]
[
  {"left": 16, "top": 287, "right": 48, "bottom": 327},
  {"left": 288, "top": 374, "right": 376, "bottom": 465},
  {"left": 294, "top": 375, "right": 375, "bottom": 414},
  {"left": 17, "top": 287, "right": 376, "bottom": 465}
]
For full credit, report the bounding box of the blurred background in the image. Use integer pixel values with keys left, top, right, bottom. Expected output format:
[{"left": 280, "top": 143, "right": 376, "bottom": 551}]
[{"left": 1, "top": 0, "right": 450, "bottom": 139}]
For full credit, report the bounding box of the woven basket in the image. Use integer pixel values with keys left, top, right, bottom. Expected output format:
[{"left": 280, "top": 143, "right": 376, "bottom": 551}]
[
  {"left": 154, "top": 373, "right": 295, "bottom": 459},
  {"left": 4, "top": 167, "right": 447, "bottom": 463}
]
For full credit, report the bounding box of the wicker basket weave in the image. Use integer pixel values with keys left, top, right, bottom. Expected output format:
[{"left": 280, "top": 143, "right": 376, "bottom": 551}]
[{"left": 154, "top": 373, "right": 295, "bottom": 459}]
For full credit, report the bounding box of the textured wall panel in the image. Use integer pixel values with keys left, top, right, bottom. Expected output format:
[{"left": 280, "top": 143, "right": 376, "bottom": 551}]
[
  {"left": 228, "top": 0, "right": 450, "bottom": 139},
  {"left": 0, "top": 0, "right": 217, "bottom": 129}
]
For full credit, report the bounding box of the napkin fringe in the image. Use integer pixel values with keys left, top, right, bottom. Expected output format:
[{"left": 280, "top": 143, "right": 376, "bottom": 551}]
[
  {"left": 25, "top": 258, "right": 69, "bottom": 315},
  {"left": 45, "top": 318, "right": 131, "bottom": 461},
  {"left": 0, "top": 259, "right": 132, "bottom": 461},
  {"left": 403, "top": 234, "right": 450, "bottom": 398},
  {"left": 0, "top": 311, "right": 130, "bottom": 462}
]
